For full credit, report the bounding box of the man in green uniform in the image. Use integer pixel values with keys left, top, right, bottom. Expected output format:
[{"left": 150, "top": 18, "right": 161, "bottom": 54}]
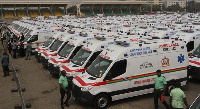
[
  {"left": 169, "top": 82, "right": 189, "bottom": 109},
  {"left": 154, "top": 69, "right": 169, "bottom": 109},
  {"left": 59, "top": 70, "right": 71, "bottom": 109},
  {"left": 25, "top": 41, "right": 32, "bottom": 60},
  {"left": 10, "top": 32, "right": 14, "bottom": 41}
]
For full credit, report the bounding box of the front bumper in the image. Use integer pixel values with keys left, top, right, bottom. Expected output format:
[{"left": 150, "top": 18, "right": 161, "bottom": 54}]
[
  {"left": 48, "top": 62, "right": 60, "bottom": 75},
  {"left": 72, "top": 83, "right": 94, "bottom": 104},
  {"left": 35, "top": 51, "right": 40, "bottom": 61},
  {"left": 189, "top": 65, "right": 200, "bottom": 79},
  {"left": 41, "top": 56, "right": 48, "bottom": 68}
]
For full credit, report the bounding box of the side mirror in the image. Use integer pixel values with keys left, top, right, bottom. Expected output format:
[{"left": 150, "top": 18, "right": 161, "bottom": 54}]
[{"left": 104, "top": 73, "right": 112, "bottom": 81}]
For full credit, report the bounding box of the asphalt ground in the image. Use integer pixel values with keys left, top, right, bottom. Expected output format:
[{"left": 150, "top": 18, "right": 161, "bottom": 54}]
[{"left": 0, "top": 39, "right": 200, "bottom": 109}]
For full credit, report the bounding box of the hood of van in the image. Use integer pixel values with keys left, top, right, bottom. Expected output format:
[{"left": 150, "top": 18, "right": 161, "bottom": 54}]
[
  {"left": 61, "top": 61, "right": 87, "bottom": 76},
  {"left": 73, "top": 73, "right": 103, "bottom": 87},
  {"left": 189, "top": 57, "right": 200, "bottom": 67},
  {"left": 36, "top": 46, "right": 48, "bottom": 52},
  {"left": 49, "top": 56, "right": 70, "bottom": 64},
  {"left": 42, "top": 51, "right": 58, "bottom": 57}
]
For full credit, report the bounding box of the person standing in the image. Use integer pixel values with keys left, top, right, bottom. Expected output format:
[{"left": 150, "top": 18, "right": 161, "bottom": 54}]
[
  {"left": 169, "top": 82, "right": 189, "bottom": 109},
  {"left": 6, "top": 27, "right": 9, "bottom": 36},
  {"left": 1, "top": 52, "right": 9, "bottom": 77},
  {"left": 10, "top": 32, "right": 14, "bottom": 41},
  {"left": 0, "top": 25, "right": 2, "bottom": 33},
  {"left": 1, "top": 31, "right": 4, "bottom": 45},
  {"left": 59, "top": 70, "right": 71, "bottom": 109},
  {"left": 7, "top": 40, "right": 12, "bottom": 56},
  {"left": 25, "top": 41, "right": 32, "bottom": 60},
  {"left": 20, "top": 33, "right": 25, "bottom": 41},
  {"left": 19, "top": 41, "right": 24, "bottom": 58},
  {"left": 12, "top": 40, "right": 17, "bottom": 59},
  {"left": 154, "top": 69, "right": 169, "bottom": 109}
]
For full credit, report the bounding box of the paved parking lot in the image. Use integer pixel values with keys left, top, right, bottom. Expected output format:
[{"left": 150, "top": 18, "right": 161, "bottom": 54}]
[{"left": 0, "top": 44, "right": 200, "bottom": 109}]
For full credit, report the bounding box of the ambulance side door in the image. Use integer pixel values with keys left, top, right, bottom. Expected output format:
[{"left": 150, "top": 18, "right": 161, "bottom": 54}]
[
  {"left": 128, "top": 54, "right": 158, "bottom": 97},
  {"left": 103, "top": 59, "right": 129, "bottom": 101}
]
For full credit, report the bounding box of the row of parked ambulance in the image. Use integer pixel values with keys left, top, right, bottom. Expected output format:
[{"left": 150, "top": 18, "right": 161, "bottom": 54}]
[{"left": 8, "top": 13, "right": 200, "bottom": 108}]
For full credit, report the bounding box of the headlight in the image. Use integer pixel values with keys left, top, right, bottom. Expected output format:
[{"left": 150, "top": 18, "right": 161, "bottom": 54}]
[
  {"left": 54, "top": 63, "right": 60, "bottom": 67},
  {"left": 72, "top": 72, "right": 78, "bottom": 77},
  {"left": 81, "top": 86, "right": 93, "bottom": 91},
  {"left": 66, "top": 72, "right": 76, "bottom": 77},
  {"left": 66, "top": 73, "right": 71, "bottom": 76}
]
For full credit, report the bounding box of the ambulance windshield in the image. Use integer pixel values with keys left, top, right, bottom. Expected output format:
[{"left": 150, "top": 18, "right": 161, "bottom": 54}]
[
  {"left": 58, "top": 44, "right": 75, "bottom": 57},
  {"left": 23, "top": 35, "right": 31, "bottom": 42},
  {"left": 193, "top": 45, "right": 200, "bottom": 57},
  {"left": 71, "top": 48, "right": 91, "bottom": 66},
  {"left": 87, "top": 56, "right": 112, "bottom": 78},
  {"left": 44, "top": 37, "right": 54, "bottom": 47},
  {"left": 50, "top": 40, "right": 63, "bottom": 52}
]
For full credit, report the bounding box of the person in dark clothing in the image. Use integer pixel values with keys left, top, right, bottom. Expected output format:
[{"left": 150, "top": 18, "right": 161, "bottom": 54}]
[
  {"left": 7, "top": 40, "right": 12, "bottom": 56},
  {"left": 1, "top": 52, "right": 9, "bottom": 77},
  {"left": 20, "top": 33, "right": 25, "bottom": 41},
  {"left": 19, "top": 41, "right": 24, "bottom": 58},
  {"left": 12, "top": 40, "right": 17, "bottom": 59},
  {"left": 1, "top": 31, "right": 5, "bottom": 45},
  {"left": 59, "top": 70, "right": 71, "bottom": 109}
]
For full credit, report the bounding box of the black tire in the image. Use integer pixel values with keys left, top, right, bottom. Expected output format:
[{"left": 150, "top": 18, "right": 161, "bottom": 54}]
[{"left": 94, "top": 94, "right": 110, "bottom": 109}]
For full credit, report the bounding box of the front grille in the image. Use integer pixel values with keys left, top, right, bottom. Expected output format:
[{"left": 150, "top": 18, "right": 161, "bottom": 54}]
[
  {"left": 48, "top": 63, "right": 54, "bottom": 73},
  {"left": 40, "top": 56, "right": 45, "bottom": 62},
  {"left": 189, "top": 66, "right": 200, "bottom": 78},
  {"left": 72, "top": 83, "right": 81, "bottom": 98},
  {"left": 48, "top": 63, "right": 59, "bottom": 75},
  {"left": 35, "top": 51, "right": 38, "bottom": 59}
]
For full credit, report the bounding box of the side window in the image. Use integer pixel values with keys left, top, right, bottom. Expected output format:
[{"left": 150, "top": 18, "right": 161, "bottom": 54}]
[
  {"left": 69, "top": 45, "right": 82, "bottom": 59},
  {"left": 187, "top": 41, "right": 194, "bottom": 52},
  {"left": 106, "top": 59, "right": 127, "bottom": 80},
  {"left": 85, "top": 51, "right": 102, "bottom": 68}
]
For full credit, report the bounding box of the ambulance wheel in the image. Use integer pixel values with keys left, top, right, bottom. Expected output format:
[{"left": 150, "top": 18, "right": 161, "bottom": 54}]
[{"left": 94, "top": 94, "right": 110, "bottom": 109}]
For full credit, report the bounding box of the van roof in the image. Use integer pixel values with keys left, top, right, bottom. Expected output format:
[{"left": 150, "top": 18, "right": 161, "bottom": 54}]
[{"left": 100, "top": 39, "right": 186, "bottom": 61}]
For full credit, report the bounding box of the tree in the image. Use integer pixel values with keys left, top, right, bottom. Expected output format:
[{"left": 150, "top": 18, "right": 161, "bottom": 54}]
[
  {"left": 166, "top": 3, "right": 184, "bottom": 12},
  {"left": 67, "top": 6, "right": 77, "bottom": 14}
]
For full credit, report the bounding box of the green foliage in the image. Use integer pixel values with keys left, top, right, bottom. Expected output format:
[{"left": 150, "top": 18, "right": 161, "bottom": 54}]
[
  {"left": 186, "top": 1, "right": 200, "bottom": 12},
  {"left": 67, "top": 6, "right": 77, "bottom": 14},
  {"left": 166, "top": 3, "right": 184, "bottom": 12}
]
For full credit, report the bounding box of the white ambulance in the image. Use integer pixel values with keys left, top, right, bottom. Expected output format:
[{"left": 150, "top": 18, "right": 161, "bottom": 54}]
[
  {"left": 47, "top": 32, "right": 95, "bottom": 75},
  {"left": 170, "top": 29, "right": 200, "bottom": 55},
  {"left": 35, "top": 31, "right": 62, "bottom": 61},
  {"left": 40, "top": 32, "right": 76, "bottom": 67},
  {"left": 59, "top": 35, "right": 117, "bottom": 81},
  {"left": 72, "top": 39, "right": 189, "bottom": 109},
  {"left": 188, "top": 44, "right": 200, "bottom": 79}
]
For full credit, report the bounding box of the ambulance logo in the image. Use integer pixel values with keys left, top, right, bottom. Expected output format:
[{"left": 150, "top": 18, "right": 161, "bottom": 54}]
[
  {"left": 178, "top": 54, "right": 185, "bottom": 63},
  {"left": 161, "top": 56, "right": 170, "bottom": 67}
]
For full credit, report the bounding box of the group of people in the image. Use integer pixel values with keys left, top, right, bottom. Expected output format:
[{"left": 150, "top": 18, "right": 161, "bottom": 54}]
[
  {"left": 7, "top": 40, "right": 32, "bottom": 60},
  {"left": 154, "top": 70, "right": 190, "bottom": 109}
]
